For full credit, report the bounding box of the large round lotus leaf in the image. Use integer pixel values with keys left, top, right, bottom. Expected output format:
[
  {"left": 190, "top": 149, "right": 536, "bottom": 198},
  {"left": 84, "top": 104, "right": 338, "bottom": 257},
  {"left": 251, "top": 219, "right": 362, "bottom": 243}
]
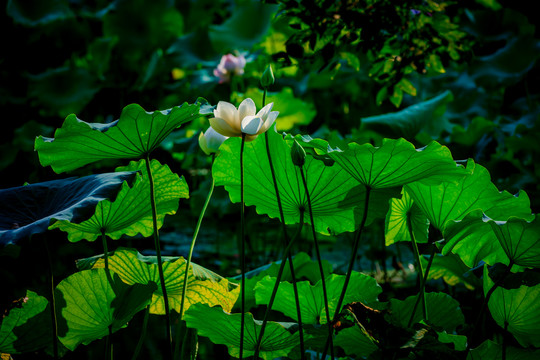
[
  {"left": 213, "top": 127, "right": 397, "bottom": 235},
  {"left": 484, "top": 267, "right": 540, "bottom": 347},
  {"left": 84, "top": 247, "right": 239, "bottom": 315},
  {"left": 296, "top": 136, "right": 466, "bottom": 188},
  {"left": 49, "top": 159, "right": 188, "bottom": 242},
  {"left": 0, "top": 291, "right": 52, "bottom": 354},
  {"left": 185, "top": 303, "right": 300, "bottom": 360},
  {"left": 35, "top": 102, "right": 201, "bottom": 173},
  {"left": 389, "top": 292, "right": 465, "bottom": 332},
  {"left": 55, "top": 269, "right": 156, "bottom": 351},
  {"left": 445, "top": 212, "right": 540, "bottom": 268},
  {"left": 0, "top": 172, "right": 135, "bottom": 246},
  {"left": 408, "top": 159, "right": 533, "bottom": 232},
  {"left": 385, "top": 187, "right": 429, "bottom": 245}
]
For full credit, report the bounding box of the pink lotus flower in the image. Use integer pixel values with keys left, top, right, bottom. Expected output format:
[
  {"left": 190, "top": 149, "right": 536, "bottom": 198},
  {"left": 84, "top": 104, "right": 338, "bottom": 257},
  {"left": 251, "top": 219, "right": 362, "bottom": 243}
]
[{"left": 213, "top": 54, "right": 246, "bottom": 83}]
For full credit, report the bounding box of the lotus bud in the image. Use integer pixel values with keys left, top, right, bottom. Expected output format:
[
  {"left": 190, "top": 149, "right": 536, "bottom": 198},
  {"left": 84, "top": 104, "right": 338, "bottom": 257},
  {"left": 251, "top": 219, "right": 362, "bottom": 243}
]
[
  {"left": 260, "top": 64, "right": 275, "bottom": 88},
  {"left": 291, "top": 139, "right": 306, "bottom": 167}
]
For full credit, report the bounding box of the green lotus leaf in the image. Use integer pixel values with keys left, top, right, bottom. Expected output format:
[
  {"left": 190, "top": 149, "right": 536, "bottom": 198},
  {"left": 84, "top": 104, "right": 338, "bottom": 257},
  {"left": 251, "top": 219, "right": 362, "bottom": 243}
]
[
  {"left": 297, "top": 136, "right": 466, "bottom": 188},
  {"left": 488, "top": 215, "right": 540, "bottom": 268},
  {"left": 467, "top": 339, "right": 540, "bottom": 360},
  {"left": 35, "top": 102, "right": 201, "bottom": 173},
  {"left": 213, "top": 128, "right": 396, "bottom": 235},
  {"left": 184, "top": 303, "right": 299, "bottom": 360},
  {"left": 254, "top": 272, "right": 382, "bottom": 324},
  {"left": 333, "top": 324, "right": 379, "bottom": 358},
  {"left": 389, "top": 292, "right": 465, "bottom": 332},
  {"left": 87, "top": 247, "right": 239, "bottom": 315},
  {"left": 420, "top": 253, "right": 481, "bottom": 290},
  {"left": 361, "top": 90, "right": 454, "bottom": 139},
  {"left": 385, "top": 187, "right": 429, "bottom": 245},
  {"left": 55, "top": 268, "right": 156, "bottom": 351},
  {"left": 234, "top": 252, "right": 332, "bottom": 311},
  {"left": 408, "top": 159, "right": 533, "bottom": 232},
  {"left": 49, "top": 159, "right": 188, "bottom": 242},
  {"left": 0, "top": 172, "right": 135, "bottom": 246},
  {"left": 0, "top": 291, "right": 51, "bottom": 354},
  {"left": 436, "top": 331, "right": 467, "bottom": 351},
  {"left": 445, "top": 212, "right": 540, "bottom": 268},
  {"left": 484, "top": 267, "right": 540, "bottom": 347}
]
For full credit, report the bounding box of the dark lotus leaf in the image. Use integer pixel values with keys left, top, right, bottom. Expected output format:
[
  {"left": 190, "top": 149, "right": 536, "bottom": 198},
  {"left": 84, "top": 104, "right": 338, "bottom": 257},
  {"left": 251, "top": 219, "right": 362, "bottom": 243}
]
[{"left": 0, "top": 172, "right": 135, "bottom": 246}]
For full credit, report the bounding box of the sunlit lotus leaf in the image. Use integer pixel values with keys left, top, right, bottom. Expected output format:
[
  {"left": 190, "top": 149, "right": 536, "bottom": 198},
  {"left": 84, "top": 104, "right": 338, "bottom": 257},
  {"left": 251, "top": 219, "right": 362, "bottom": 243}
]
[
  {"left": 213, "top": 127, "right": 397, "bottom": 235},
  {"left": 445, "top": 212, "right": 539, "bottom": 267},
  {"left": 389, "top": 292, "right": 465, "bottom": 332},
  {"left": 407, "top": 159, "right": 533, "bottom": 233},
  {"left": 55, "top": 269, "right": 155, "bottom": 351},
  {"left": 35, "top": 102, "right": 201, "bottom": 173},
  {"left": 255, "top": 272, "right": 382, "bottom": 324},
  {"left": 297, "top": 136, "right": 466, "bottom": 188},
  {"left": 488, "top": 215, "right": 540, "bottom": 268},
  {"left": 86, "top": 247, "right": 239, "bottom": 315},
  {"left": 420, "top": 253, "right": 481, "bottom": 290},
  {"left": 49, "top": 159, "right": 188, "bottom": 242},
  {"left": 385, "top": 187, "right": 429, "bottom": 245},
  {"left": 0, "top": 291, "right": 51, "bottom": 354},
  {"left": 467, "top": 339, "right": 540, "bottom": 360},
  {"left": 484, "top": 267, "right": 540, "bottom": 347},
  {"left": 184, "top": 304, "right": 299, "bottom": 360},
  {"left": 0, "top": 172, "right": 135, "bottom": 246}
]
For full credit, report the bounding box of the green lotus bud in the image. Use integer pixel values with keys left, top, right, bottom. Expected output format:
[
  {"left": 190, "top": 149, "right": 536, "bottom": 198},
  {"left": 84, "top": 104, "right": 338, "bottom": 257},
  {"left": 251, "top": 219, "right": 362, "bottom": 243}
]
[
  {"left": 291, "top": 139, "right": 306, "bottom": 167},
  {"left": 260, "top": 64, "right": 275, "bottom": 88}
]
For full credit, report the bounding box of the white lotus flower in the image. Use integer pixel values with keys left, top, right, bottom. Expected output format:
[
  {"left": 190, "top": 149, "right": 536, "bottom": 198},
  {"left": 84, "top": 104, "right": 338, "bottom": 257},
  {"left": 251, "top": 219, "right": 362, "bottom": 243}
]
[
  {"left": 209, "top": 98, "right": 279, "bottom": 142},
  {"left": 199, "top": 127, "right": 228, "bottom": 155}
]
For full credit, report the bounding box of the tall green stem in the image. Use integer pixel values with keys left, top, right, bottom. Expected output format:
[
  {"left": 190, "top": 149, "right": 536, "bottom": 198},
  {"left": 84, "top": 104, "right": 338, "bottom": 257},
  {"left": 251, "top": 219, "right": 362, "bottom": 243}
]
[
  {"left": 300, "top": 166, "right": 334, "bottom": 360},
  {"left": 407, "top": 244, "right": 436, "bottom": 328},
  {"left": 145, "top": 155, "right": 172, "bottom": 359},
  {"left": 253, "top": 89, "right": 305, "bottom": 360},
  {"left": 44, "top": 240, "right": 58, "bottom": 360},
  {"left": 239, "top": 134, "right": 246, "bottom": 360},
  {"left": 174, "top": 154, "right": 216, "bottom": 359},
  {"left": 407, "top": 214, "right": 427, "bottom": 324},
  {"left": 254, "top": 213, "right": 305, "bottom": 359},
  {"left": 105, "top": 325, "right": 113, "bottom": 360},
  {"left": 131, "top": 307, "right": 150, "bottom": 360},
  {"left": 322, "top": 186, "right": 372, "bottom": 359},
  {"left": 101, "top": 230, "right": 114, "bottom": 360}
]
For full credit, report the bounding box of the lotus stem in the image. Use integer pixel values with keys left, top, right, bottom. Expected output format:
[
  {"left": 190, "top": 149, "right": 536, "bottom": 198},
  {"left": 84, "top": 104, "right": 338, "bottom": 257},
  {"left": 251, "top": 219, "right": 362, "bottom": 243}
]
[
  {"left": 174, "top": 154, "right": 216, "bottom": 358},
  {"left": 131, "top": 306, "right": 149, "bottom": 360},
  {"left": 253, "top": 121, "right": 306, "bottom": 359},
  {"left": 300, "top": 166, "right": 334, "bottom": 360},
  {"left": 503, "top": 321, "right": 508, "bottom": 360},
  {"left": 470, "top": 261, "right": 513, "bottom": 348},
  {"left": 407, "top": 214, "right": 428, "bottom": 325},
  {"left": 44, "top": 240, "right": 58, "bottom": 360},
  {"left": 145, "top": 155, "right": 172, "bottom": 359},
  {"left": 254, "top": 212, "right": 305, "bottom": 359},
  {"left": 105, "top": 325, "right": 113, "bottom": 360},
  {"left": 322, "top": 186, "right": 372, "bottom": 359},
  {"left": 240, "top": 133, "right": 246, "bottom": 360},
  {"left": 407, "top": 244, "right": 436, "bottom": 328}
]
